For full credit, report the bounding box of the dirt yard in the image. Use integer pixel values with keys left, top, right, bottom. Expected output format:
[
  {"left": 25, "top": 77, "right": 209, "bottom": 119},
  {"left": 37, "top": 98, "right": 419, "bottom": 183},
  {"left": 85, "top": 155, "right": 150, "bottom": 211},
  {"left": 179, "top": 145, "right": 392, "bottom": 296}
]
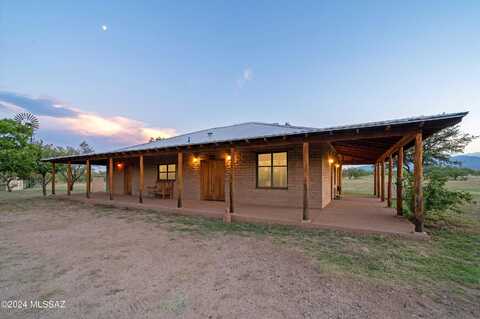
[{"left": 0, "top": 197, "right": 478, "bottom": 319}]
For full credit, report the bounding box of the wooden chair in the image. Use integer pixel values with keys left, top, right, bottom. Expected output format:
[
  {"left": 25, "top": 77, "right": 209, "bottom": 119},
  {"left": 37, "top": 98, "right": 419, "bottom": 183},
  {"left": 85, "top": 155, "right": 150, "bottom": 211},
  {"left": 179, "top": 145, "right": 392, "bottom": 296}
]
[{"left": 147, "top": 180, "right": 174, "bottom": 199}]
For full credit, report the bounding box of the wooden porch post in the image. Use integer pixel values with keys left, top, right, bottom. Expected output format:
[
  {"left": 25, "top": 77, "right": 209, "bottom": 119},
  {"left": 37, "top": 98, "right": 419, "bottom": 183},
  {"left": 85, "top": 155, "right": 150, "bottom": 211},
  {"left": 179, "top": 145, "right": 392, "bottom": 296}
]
[
  {"left": 380, "top": 161, "right": 385, "bottom": 201},
  {"left": 67, "top": 161, "right": 72, "bottom": 196},
  {"left": 396, "top": 146, "right": 404, "bottom": 216},
  {"left": 387, "top": 156, "right": 393, "bottom": 207},
  {"left": 332, "top": 165, "right": 336, "bottom": 199},
  {"left": 377, "top": 163, "right": 381, "bottom": 198},
  {"left": 373, "top": 163, "right": 377, "bottom": 196},
  {"left": 302, "top": 142, "right": 310, "bottom": 221},
  {"left": 51, "top": 162, "right": 56, "bottom": 195},
  {"left": 86, "top": 159, "right": 91, "bottom": 198},
  {"left": 177, "top": 151, "right": 183, "bottom": 208},
  {"left": 338, "top": 163, "right": 343, "bottom": 195},
  {"left": 228, "top": 147, "right": 235, "bottom": 213},
  {"left": 330, "top": 160, "right": 334, "bottom": 200},
  {"left": 109, "top": 158, "right": 113, "bottom": 200},
  {"left": 413, "top": 132, "right": 424, "bottom": 232},
  {"left": 139, "top": 155, "right": 144, "bottom": 203}
]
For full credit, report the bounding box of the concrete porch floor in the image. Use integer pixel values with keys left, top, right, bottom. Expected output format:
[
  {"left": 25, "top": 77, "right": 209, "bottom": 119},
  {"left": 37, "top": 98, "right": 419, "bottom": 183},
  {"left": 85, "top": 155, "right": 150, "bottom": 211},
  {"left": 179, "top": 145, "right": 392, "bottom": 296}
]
[{"left": 59, "top": 192, "right": 417, "bottom": 237}]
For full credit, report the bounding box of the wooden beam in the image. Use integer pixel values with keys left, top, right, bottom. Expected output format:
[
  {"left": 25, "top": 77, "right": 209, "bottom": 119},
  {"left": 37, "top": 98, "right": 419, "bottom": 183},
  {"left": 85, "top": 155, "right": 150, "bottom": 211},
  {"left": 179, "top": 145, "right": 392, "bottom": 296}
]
[
  {"left": 67, "top": 162, "right": 72, "bottom": 196},
  {"left": 302, "top": 142, "right": 310, "bottom": 221},
  {"left": 373, "top": 163, "right": 377, "bottom": 196},
  {"left": 338, "top": 163, "right": 343, "bottom": 196},
  {"left": 86, "top": 159, "right": 91, "bottom": 198},
  {"left": 330, "top": 162, "right": 334, "bottom": 200},
  {"left": 377, "top": 133, "right": 416, "bottom": 162},
  {"left": 177, "top": 151, "right": 183, "bottom": 208},
  {"left": 228, "top": 147, "right": 235, "bottom": 213},
  {"left": 387, "top": 156, "right": 393, "bottom": 207},
  {"left": 267, "top": 126, "right": 420, "bottom": 144},
  {"left": 108, "top": 158, "right": 113, "bottom": 200},
  {"left": 377, "top": 163, "right": 381, "bottom": 198},
  {"left": 330, "top": 150, "right": 377, "bottom": 162},
  {"left": 380, "top": 161, "right": 385, "bottom": 201},
  {"left": 413, "top": 132, "right": 424, "bottom": 232},
  {"left": 333, "top": 165, "right": 338, "bottom": 198},
  {"left": 51, "top": 162, "right": 56, "bottom": 195},
  {"left": 396, "top": 146, "right": 404, "bottom": 216},
  {"left": 139, "top": 155, "right": 144, "bottom": 203}
]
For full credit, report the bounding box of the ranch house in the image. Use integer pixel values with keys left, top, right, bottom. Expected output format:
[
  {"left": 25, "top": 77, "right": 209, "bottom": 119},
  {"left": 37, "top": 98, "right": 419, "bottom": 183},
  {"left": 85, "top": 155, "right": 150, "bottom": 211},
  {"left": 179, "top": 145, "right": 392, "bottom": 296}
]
[{"left": 43, "top": 112, "right": 468, "bottom": 235}]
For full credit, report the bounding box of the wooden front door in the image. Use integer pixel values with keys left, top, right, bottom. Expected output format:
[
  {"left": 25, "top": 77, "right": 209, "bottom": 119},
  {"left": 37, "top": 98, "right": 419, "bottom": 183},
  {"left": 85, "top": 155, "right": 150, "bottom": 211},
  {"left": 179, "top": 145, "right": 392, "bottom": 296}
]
[
  {"left": 200, "top": 160, "right": 225, "bottom": 201},
  {"left": 124, "top": 165, "right": 132, "bottom": 195}
]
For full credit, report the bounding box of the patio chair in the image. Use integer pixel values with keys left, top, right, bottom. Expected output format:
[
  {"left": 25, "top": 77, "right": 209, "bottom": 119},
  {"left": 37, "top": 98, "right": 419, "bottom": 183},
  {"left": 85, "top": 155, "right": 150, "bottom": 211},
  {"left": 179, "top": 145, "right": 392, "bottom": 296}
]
[{"left": 147, "top": 180, "right": 175, "bottom": 199}]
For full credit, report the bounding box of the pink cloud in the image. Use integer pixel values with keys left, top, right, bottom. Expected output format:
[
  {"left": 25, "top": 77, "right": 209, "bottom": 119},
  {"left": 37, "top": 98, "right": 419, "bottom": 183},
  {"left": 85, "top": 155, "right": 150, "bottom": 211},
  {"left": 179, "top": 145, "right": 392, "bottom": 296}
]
[{"left": 0, "top": 91, "right": 176, "bottom": 145}]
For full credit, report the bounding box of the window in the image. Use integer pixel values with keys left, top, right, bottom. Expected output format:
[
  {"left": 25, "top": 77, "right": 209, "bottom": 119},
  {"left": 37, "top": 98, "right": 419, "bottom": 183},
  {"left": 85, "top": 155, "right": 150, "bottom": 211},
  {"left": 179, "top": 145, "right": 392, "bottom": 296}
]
[
  {"left": 257, "top": 152, "right": 287, "bottom": 188},
  {"left": 158, "top": 164, "right": 176, "bottom": 180}
]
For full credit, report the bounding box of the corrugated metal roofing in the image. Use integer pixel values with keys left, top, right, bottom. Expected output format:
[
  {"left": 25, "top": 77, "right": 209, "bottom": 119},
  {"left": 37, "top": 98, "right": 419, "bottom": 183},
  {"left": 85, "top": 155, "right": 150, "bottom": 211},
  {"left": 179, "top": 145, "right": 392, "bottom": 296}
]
[
  {"left": 43, "top": 112, "right": 468, "bottom": 161},
  {"left": 118, "top": 122, "right": 316, "bottom": 152}
]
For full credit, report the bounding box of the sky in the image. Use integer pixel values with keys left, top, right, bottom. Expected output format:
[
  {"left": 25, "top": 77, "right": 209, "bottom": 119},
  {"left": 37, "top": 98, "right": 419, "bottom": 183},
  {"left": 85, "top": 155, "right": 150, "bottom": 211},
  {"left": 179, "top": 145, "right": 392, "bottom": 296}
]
[{"left": 0, "top": 0, "right": 479, "bottom": 153}]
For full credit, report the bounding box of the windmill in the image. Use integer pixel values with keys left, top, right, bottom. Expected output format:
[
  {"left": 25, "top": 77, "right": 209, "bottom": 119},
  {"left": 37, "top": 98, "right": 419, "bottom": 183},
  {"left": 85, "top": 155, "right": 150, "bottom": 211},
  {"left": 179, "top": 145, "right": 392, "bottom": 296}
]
[{"left": 14, "top": 112, "right": 40, "bottom": 142}]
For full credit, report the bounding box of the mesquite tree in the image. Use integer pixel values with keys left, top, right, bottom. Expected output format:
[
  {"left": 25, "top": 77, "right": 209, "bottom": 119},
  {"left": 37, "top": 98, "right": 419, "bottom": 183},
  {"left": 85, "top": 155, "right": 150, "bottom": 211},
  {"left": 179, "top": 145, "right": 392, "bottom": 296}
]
[
  {"left": 401, "top": 125, "right": 477, "bottom": 217},
  {"left": 0, "top": 119, "right": 36, "bottom": 191},
  {"left": 33, "top": 141, "right": 69, "bottom": 196},
  {"left": 404, "top": 125, "right": 477, "bottom": 172},
  {"left": 58, "top": 141, "right": 94, "bottom": 191}
]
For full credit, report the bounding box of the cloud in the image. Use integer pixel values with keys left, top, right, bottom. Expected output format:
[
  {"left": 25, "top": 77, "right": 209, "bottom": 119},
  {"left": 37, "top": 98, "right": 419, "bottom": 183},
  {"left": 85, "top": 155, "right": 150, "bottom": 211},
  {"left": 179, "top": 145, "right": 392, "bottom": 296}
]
[
  {"left": 0, "top": 92, "right": 76, "bottom": 117},
  {"left": 243, "top": 68, "right": 252, "bottom": 81},
  {"left": 0, "top": 91, "right": 176, "bottom": 149},
  {"left": 237, "top": 67, "right": 253, "bottom": 88}
]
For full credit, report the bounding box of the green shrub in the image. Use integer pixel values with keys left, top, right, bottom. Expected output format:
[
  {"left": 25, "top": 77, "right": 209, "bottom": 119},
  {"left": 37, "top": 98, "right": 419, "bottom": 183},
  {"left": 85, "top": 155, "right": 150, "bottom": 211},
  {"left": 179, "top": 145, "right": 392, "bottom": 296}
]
[
  {"left": 344, "top": 167, "right": 370, "bottom": 179},
  {"left": 403, "top": 169, "right": 472, "bottom": 221}
]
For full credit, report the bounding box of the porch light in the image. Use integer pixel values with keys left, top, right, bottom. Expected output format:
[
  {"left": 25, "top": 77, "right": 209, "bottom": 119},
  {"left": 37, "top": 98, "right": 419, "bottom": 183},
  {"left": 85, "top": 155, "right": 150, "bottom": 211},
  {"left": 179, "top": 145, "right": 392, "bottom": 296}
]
[
  {"left": 116, "top": 163, "right": 124, "bottom": 169},
  {"left": 226, "top": 154, "right": 231, "bottom": 161},
  {"left": 335, "top": 163, "right": 340, "bottom": 168},
  {"left": 328, "top": 158, "right": 334, "bottom": 165},
  {"left": 192, "top": 156, "right": 199, "bottom": 164}
]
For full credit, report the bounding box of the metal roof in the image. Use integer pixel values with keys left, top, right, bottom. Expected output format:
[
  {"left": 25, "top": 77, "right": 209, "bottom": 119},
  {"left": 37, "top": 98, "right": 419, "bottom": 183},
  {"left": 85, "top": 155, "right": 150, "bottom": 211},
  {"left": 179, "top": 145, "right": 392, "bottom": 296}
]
[
  {"left": 118, "top": 122, "right": 316, "bottom": 152},
  {"left": 43, "top": 112, "right": 468, "bottom": 162}
]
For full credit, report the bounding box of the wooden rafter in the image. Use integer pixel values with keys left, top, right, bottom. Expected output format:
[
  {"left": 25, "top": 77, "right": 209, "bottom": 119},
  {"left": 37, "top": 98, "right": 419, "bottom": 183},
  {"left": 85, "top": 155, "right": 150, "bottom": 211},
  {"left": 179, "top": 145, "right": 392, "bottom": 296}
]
[{"left": 376, "top": 133, "right": 417, "bottom": 162}]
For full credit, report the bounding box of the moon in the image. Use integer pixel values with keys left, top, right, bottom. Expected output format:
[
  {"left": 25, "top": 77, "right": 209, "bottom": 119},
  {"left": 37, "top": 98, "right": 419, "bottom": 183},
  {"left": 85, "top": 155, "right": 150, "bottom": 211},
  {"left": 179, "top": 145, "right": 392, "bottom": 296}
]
[{"left": 101, "top": 25, "right": 108, "bottom": 31}]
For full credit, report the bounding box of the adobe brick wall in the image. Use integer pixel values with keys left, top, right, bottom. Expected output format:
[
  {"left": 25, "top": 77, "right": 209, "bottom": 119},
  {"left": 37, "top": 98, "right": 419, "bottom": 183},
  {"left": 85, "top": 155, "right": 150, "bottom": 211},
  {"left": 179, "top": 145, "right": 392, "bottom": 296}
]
[{"left": 111, "top": 143, "right": 333, "bottom": 209}]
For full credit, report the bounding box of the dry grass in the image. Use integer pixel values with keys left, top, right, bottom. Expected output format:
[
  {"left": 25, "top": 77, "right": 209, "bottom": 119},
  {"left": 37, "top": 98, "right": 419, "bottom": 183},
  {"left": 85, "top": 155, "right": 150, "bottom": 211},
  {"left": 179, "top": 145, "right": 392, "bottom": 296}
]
[{"left": 1, "top": 179, "right": 479, "bottom": 318}]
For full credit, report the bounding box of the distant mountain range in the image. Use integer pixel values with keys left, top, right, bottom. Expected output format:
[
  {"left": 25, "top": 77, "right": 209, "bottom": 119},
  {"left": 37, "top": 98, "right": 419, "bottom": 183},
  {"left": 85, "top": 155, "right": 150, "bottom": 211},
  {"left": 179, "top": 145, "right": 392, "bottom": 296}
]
[
  {"left": 353, "top": 153, "right": 480, "bottom": 171},
  {"left": 453, "top": 153, "right": 480, "bottom": 170}
]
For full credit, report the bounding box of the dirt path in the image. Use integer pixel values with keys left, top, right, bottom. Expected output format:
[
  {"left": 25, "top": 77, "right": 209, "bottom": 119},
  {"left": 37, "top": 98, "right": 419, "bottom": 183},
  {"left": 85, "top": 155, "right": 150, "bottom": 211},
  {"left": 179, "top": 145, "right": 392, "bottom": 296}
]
[{"left": 0, "top": 198, "right": 476, "bottom": 318}]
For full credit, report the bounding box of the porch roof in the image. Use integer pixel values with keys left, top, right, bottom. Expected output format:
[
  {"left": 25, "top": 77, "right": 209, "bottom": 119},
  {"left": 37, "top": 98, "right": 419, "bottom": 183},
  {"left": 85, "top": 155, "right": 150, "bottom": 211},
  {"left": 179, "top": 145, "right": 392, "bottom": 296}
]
[{"left": 43, "top": 111, "right": 468, "bottom": 164}]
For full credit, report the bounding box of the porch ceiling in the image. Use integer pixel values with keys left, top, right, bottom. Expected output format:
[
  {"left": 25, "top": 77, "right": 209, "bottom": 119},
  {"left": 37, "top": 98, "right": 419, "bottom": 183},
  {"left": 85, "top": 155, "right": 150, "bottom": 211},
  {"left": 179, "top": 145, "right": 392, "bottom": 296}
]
[{"left": 332, "top": 136, "right": 403, "bottom": 165}]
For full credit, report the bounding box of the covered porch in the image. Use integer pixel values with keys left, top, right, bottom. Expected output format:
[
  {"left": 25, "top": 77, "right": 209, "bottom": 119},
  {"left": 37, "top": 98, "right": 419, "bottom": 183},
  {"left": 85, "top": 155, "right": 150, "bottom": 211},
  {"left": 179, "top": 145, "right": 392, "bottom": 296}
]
[
  {"left": 61, "top": 192, "right": 415, "bottom": 237},
  {"left": 44, "top": 112, "right": 468, "bottom": 236}
]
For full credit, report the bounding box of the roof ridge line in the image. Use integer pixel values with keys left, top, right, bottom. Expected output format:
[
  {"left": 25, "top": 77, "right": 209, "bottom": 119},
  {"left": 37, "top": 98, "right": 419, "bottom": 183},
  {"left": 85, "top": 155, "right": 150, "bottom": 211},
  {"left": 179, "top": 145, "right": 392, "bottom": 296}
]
[
  {"left": 247, "top": 121, "right": 319, "bottom": 130},
  {"left": 114, "top": 122, "right": 267, "bottom": 151}
]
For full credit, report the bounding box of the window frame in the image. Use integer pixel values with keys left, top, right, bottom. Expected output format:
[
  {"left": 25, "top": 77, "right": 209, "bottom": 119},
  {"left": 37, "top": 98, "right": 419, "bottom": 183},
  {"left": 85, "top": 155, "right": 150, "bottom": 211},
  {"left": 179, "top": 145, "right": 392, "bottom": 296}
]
[
  {"left": 157, "top": 163, "right": 177, "bottom": 181},
  {"left": 256, "top": 151, "right": 288, "bottom": 189}
]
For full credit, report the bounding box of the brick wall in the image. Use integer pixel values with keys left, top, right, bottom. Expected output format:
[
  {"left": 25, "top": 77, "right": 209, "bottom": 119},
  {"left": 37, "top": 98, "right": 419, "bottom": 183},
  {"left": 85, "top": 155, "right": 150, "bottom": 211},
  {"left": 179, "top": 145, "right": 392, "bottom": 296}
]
[{"left": 111, "top": 143, "right": 332, "bottom": 208}]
